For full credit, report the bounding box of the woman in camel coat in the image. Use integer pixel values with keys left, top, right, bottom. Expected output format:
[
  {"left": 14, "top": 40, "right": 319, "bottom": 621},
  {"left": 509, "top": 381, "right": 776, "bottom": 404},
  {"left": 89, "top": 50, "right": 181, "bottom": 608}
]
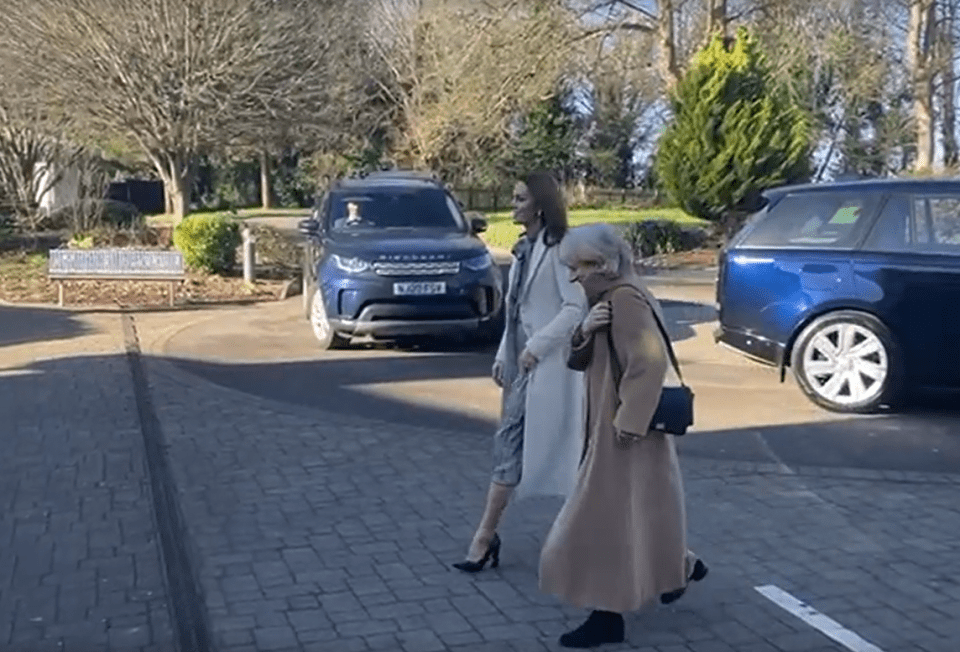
[{"left": 538, "top": 223, "right": 706, "bottom": 648}]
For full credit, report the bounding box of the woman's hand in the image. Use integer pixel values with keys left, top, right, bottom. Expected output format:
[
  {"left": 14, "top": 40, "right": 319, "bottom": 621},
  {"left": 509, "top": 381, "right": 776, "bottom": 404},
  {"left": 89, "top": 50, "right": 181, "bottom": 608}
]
[
  {"left": 581, "top": 301, "right": 612, "bottom": 336},
  {"left": 492, "top": 360, "right": 505, "bottom": 387},
  {"left": 519, "top": 348, "right": 538, "bottom": 372},
  {"left": 616, "top": 429, "right": 644, "bottom": 447}
]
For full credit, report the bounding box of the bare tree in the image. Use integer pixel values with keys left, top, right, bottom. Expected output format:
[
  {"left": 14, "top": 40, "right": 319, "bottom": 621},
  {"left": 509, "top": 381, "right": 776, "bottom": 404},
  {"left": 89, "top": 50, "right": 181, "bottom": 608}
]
[
  {"left": 591, "top": 0, "right": 682, "bottom": 89},
  {"left": 939, "top": 0, "right": 959, "bottom": 167},
  {"left": 707, "top": 0, "right": 730, "bottom": 37},
  {"left": 0, "top": 73, "right": 84, "bottom": 231},
  {"left": 1, "top": 0, "right": 359, "bottom": 222},
  {"left": 571, "top": 26, "right": 660, "bottom": 186},
  {"left": 368, "top": 0, "right": 579, "bottom": 178},
  {"left": 593, "top": 0, "right": 744, "bottom": 91},
  {"left": 908, "top": 0, "right": 938, "bottom": 170}
]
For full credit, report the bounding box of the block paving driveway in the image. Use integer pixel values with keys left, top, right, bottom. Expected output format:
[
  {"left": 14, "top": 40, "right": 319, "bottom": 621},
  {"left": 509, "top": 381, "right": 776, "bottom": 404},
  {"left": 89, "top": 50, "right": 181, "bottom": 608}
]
[{"left": 1, "top": 292, "right": 958, "bottom": 652}]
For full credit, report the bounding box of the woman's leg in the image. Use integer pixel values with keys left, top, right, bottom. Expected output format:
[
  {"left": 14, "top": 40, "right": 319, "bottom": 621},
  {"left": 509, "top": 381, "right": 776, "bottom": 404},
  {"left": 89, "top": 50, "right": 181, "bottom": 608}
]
[
  {"left": 464, "top": 481, "right": 514, "bottom": 560},
  {"left": 455, "top": 373, "right": 527, "bottom": 566}
]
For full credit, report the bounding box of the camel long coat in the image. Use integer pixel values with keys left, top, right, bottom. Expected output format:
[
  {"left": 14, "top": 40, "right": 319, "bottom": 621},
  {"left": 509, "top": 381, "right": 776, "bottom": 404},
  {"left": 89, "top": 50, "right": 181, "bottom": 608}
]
[
  {"left": 538, "top": 277, "right": 688, "bottom": 613},
  {"left": 495, "top": 232, "right": 588, "bottom": 500}
]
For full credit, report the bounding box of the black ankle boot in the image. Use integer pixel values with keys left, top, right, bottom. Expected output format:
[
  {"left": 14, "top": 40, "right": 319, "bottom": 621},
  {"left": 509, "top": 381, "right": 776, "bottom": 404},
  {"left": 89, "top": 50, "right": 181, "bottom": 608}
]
[
  {"left": 559, "top": 610, "right": 625, "bottom": 648},
  {"left": 660, "top": 558, "right": 709, "bottom": 605}
]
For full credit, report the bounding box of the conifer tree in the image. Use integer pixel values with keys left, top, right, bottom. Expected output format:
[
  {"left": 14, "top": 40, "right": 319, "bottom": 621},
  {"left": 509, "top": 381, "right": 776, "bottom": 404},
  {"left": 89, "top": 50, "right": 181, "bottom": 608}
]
[{"left": 655, "top": 27, "right": 811, "bottom": 222}]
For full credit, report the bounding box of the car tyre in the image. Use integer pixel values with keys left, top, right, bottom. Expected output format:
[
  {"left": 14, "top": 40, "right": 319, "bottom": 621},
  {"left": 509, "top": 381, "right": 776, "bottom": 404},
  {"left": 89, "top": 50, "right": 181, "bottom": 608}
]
[
  {"left": 791, "top": 310, "right": 902, "bottom": 413},
  {"left": 310, "top": 288, "right": 348, "bottom": 350}
]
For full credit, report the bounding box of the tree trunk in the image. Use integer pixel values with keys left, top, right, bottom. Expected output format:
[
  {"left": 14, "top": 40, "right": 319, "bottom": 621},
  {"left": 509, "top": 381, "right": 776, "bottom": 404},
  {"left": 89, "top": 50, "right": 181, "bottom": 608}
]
[
  {"left": 658, "top": 0, "right": 682, "bottom": 92},
  {"left": 259, "top": 149, "right": 273, "bottom": 209},
  {"left": 908, "top": 0, "right": 937, "bottom": 171},
  {"left": 707, "top": 0, "right": 728, "bottom": 40},
  {"left": 168, "top": 172, "right": 189, "bottom": 224},
  {"left": 915, "top": 93, "right": 935, "bottom": 171},
  {"left": 157, "top": 153, "right": 191, "bottom": 223},
  {"left": 942, "top": 1, "right": 958, "bottom": 168}
]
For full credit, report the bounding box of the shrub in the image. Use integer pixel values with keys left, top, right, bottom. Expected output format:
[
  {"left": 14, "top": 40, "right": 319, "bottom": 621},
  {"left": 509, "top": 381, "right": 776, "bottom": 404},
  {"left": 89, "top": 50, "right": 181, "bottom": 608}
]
[
  {"left": 622, "top": 220, "right": 708, "bottom": 259},
  {"left": 173, "top": 213, "right": 241, "bottom": 274},
  {"left": 655, "top": 27, "right": 811, "bottom": 223},
  {"left": 48, "top": 199, "right": 143, "bottom": 233}
]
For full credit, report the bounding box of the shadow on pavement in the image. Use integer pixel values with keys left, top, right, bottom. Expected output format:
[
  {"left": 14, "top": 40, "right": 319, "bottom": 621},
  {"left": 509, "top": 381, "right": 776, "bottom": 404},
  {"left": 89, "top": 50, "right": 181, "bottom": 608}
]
[
  {"left": 0, "top": 304, "right": 94, "bottom": 348},
  {"left": 169, "top": 353, "right": 502, "bottom": 436},
  {"left": 164, "top": 345, "right": 960, "bottom": 475},
  {"left": 3, "top": 352, "right": 959, "bottom": 481},
  {"left": 160, "top": 295, "right": 722, "bottom": 439},
  {"left": 680, "top": 391, "right": 960, "bottom": 474},
  {"left": 658, "top": 299, "right": 716, "bottom": 343}
]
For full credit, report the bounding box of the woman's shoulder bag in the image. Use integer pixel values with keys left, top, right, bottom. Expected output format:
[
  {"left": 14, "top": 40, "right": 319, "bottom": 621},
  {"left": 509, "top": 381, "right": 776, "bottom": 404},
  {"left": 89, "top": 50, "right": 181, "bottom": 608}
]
[{"left": 606, "top": 291, "right": 694, "bottom": 436}]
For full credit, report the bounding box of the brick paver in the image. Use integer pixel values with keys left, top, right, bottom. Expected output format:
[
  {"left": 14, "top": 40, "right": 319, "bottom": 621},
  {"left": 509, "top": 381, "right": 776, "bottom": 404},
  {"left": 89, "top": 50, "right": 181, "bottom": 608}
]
[
  {"left": 142, "top": 348, "right": 958, "bottom": 652},
  {"left": 0, "top": 344, "right": 174, "bottom": 651},
  {"left": 2, "top": 303, "right": 958, "bottom": 652}
]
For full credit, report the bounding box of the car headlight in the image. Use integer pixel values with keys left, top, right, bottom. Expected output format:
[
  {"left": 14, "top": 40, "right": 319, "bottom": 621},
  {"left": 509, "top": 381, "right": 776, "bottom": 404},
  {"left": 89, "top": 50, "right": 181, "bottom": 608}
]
[
  {"left": 462, "top": 253, "right": 492, "bottom": 271},
  {"left": 331, "top": 255, "right": 370, "bottom": 274}
]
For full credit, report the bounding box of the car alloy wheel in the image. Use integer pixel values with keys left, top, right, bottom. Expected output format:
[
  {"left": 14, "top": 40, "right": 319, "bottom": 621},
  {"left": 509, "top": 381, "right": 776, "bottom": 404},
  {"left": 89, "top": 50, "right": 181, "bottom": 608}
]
[
  {"left": 310, "top": 288, "right": 346, "bottom": 350},
  {"left": 791, "top": 311, "right": 901, "bottom": 413}
]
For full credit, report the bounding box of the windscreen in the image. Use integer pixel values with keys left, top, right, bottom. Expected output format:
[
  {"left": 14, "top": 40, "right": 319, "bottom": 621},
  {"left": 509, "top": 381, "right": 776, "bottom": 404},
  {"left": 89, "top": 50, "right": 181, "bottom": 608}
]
[{"left": 327, "top": 187, "right": 465, "bottom": 232}]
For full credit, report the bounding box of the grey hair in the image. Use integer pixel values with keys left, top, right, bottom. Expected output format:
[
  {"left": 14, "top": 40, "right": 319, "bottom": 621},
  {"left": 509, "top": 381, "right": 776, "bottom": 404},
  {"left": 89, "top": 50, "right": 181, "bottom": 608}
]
[{"left": 558, "top": 223, "right": 634, "bottom": 277}]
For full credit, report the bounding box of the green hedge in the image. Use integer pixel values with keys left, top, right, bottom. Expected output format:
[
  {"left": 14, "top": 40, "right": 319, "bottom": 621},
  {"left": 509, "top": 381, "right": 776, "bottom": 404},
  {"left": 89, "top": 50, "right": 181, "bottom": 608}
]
[{"left": 173, "top": 213, "right": 241, "bottom": 274}]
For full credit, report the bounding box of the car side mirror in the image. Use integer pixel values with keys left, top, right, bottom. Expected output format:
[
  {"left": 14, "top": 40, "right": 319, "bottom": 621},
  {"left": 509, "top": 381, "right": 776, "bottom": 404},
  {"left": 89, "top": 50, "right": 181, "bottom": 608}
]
[
  {"left": 298, "top": 218, "right": 320, "bottom": 236},
  {"left": 467, "top": 212, "right": 487, "bottom": 234}
]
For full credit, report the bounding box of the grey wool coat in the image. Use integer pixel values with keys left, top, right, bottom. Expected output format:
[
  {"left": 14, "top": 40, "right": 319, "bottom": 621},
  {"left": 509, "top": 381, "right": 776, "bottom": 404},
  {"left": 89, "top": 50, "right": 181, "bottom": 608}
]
[
  {"left": 495, "top": 232, "right": 587, "bottom": 500},
  {"left": 538, "top": 275, "right": 688, "bottom": 614}
]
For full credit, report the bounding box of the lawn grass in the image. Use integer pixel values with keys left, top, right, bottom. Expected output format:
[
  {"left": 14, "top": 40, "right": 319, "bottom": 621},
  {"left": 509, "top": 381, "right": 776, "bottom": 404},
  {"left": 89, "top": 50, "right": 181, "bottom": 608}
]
[{"left": 481, "top": 207, "right": 706, "bottom": 250}]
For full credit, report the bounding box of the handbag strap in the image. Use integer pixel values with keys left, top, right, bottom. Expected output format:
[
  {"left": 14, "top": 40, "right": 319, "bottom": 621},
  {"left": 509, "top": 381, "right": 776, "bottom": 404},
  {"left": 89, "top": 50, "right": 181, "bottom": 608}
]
[{"left": 604, "top": 287, "right": 686, "bottom": 388}]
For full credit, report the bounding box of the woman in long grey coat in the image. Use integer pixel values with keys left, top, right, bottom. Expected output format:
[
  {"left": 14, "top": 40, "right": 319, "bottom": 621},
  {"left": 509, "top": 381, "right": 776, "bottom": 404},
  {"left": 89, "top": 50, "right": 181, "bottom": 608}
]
[
  {"left": 452, "top": 171, "right": 587, "bottom": 573},
  {"left": 539, "top": 223, "right": 706, "bottom": 648}
]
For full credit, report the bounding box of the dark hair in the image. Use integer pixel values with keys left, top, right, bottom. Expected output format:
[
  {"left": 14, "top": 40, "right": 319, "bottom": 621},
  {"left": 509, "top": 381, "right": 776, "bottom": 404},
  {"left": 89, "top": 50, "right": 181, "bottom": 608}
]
[{"left": 524, "top": 171, "right": 567, "bottom": 246}]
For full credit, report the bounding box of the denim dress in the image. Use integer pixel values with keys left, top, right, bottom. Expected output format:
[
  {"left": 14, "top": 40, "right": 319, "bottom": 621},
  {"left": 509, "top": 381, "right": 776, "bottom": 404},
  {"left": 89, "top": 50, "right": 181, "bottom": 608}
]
[{"left": 490, "top": 236, "right": 533, "bottom": 486}]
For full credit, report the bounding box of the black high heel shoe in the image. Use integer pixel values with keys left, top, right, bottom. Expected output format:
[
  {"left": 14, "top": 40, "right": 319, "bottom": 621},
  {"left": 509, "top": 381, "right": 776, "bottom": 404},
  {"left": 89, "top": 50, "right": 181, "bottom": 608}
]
[
  {"left": 451, "top": 533, "right": 501, "bottom": 573},
  {"left": 660, "top": 558, "right": 708, "bottom": 605}
]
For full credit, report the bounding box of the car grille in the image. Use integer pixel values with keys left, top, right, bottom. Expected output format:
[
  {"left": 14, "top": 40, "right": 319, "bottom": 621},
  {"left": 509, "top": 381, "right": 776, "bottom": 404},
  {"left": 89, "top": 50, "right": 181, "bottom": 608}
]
[{"left": 373, "top": 261, "right": 460, "bottom": 276}]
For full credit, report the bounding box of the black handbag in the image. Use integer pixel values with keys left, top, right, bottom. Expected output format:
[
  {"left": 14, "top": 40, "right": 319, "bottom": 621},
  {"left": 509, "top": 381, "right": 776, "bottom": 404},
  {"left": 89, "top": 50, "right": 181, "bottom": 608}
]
[
  {"left": 606, "top": 301, "right": 694, "bottom": 436},
  {"left": 566, "top": 326, "right": 595, "bottom": 372}
]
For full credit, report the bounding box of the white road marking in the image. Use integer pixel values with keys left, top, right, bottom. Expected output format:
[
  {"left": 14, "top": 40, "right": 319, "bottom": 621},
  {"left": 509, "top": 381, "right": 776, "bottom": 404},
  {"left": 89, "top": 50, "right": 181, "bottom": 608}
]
[
  {"left": 0, "top": 369, "right": 41, "bottom": 378},
  {"left": 755, "top": 585, "right": 885, "bottom": 652},
  {"left": 752, "top": 430, "right": 796, "bottom": 475}
]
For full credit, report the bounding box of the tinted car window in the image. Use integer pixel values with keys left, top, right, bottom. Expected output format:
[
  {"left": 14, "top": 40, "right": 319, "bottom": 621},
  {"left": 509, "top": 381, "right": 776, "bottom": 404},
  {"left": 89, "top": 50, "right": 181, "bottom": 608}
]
[
  {"left": 857, "top": 193, "right": 960, "bottom": 255},
  {"left": 328, "top": 187, "right": 465, "bottom": 231},
  {"left": 862, "top": 194, "right": 910, "bottom": 252},
  {"left": 740, "top": 191, "right": 877, "bottom": 249},
  {"left": 921, "top": 196, "right": 960, "bottom": 250}
]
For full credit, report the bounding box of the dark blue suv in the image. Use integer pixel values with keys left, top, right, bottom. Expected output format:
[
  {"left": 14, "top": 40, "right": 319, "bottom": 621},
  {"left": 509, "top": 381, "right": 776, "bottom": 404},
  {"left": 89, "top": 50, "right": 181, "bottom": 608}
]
[
  {"left": 716, "top": 178, "right": 960, "bottom": 413},
  {"left": 298, "top": 171, "right": 504, "bottom": 348}
]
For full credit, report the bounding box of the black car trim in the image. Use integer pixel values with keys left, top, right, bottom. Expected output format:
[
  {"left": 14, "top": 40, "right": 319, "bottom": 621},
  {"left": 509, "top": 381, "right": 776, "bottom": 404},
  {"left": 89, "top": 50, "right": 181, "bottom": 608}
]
[{"left": 713, "top": 324, "right": 785, "bottom": 368}]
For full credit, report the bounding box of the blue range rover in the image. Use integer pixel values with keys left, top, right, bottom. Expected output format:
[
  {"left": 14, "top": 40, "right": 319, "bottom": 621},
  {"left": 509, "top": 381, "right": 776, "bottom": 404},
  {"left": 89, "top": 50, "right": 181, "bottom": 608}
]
[
  {"left": 715, "top": 178, "right": 960, "bottom": 413},
  {"left": 298, "top": 171, "right": 504, "bottom": 348}
]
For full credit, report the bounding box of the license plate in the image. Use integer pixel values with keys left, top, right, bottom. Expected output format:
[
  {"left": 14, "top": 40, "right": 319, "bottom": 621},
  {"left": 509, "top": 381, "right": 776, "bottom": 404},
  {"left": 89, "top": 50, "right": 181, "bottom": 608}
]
[{"left": 393, "top": 281, "right": 446, "bottom": 296}]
